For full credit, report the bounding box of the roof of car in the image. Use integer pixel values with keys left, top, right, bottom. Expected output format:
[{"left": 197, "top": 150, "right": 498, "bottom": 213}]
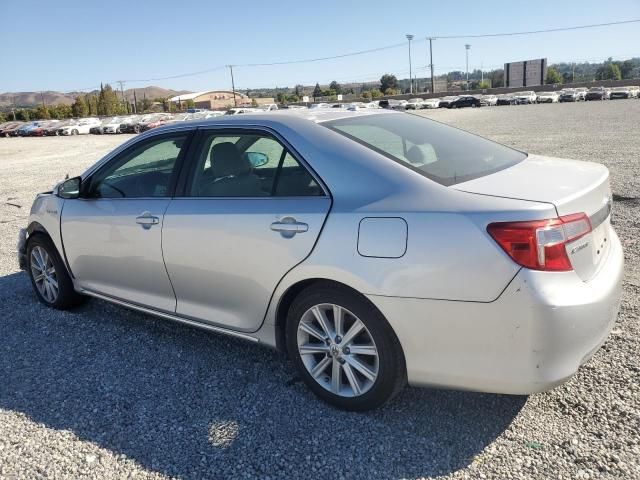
[{"left": 148, "top": 109, "right": 393, "bottom": 135}]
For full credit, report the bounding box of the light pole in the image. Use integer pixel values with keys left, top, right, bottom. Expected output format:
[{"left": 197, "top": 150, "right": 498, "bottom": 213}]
[
  {"left": 465, "top": 44, "right": 471, "bottom": 91},
  {"left": 406, "top": 34, "right": 414, "bottom": 94}
]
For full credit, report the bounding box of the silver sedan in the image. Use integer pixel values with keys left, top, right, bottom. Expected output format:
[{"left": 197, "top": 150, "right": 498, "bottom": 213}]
[{"left": 19, "top": 110, "right": 623, "bottom": 410}]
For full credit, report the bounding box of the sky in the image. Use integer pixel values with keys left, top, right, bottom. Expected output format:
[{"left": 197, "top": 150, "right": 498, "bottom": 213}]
[{"left": 2, "top": 0, "right": 640, "bottom": 93}]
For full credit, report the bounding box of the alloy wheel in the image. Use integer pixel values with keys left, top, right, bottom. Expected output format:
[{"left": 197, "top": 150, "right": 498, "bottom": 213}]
[
  {"left": 297, "top": 303, "right": 379, "bottom": 397},
  {"left": 30, "top": 246, "right": 59, "bottom": 303}
]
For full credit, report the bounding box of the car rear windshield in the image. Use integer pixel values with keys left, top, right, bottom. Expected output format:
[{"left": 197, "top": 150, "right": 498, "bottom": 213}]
[{"left": 323, "top": 113, "right": 526, "bottom": 186}]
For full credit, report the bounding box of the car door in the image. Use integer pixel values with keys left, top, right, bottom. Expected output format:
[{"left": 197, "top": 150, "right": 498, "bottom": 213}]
[
  {"left": 162, "top": 127, "right": 331, "bottom": 332},
  {"left": 61, "top": 131, "right": 192, "bottom": 311}
]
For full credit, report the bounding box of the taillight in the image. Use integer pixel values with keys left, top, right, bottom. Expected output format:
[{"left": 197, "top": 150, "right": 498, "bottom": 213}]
[{"left": 487, "top": 213, "right": 591, "bottom": 271}]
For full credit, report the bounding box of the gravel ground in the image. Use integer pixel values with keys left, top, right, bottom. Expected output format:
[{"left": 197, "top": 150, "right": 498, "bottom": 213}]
[{"left": 0, "top": 101, "right": 638, "bottom": 479}]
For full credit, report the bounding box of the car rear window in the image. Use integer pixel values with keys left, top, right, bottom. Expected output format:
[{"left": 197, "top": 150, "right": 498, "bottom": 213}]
[{"left": 323, "top": 113, "right": 526, "bottom": 186}]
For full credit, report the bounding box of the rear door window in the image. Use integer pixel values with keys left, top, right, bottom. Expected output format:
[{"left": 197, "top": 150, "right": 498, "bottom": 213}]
[{"left": 323, "top": 113, "right": 526, "bottom": 186}]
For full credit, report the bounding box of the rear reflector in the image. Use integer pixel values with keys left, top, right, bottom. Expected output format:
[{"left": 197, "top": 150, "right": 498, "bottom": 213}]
[{"left": 487, "top": 213, "right": 591, "bottom": 271}]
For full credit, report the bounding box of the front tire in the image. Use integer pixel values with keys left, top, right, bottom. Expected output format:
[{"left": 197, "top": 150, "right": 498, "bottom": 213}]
[
  {"left": 286, "top": 284, "right": 406, "bottom": 411},
  {"left": 26, "top": 234, "right": 85, "bottom": 310}
]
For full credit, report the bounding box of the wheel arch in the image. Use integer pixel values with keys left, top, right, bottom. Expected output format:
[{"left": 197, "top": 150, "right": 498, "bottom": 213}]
[{"left": 273, "top": 277, "right": 406, "bottom": 365}]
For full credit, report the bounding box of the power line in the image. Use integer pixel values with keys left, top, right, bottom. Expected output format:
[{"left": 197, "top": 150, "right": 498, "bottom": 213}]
[
  {"left": 431, "top": 19, "right": 640, "bottom": 39},
  {"left": 53, "top": 18, "right": 640, "bottom": 93}
]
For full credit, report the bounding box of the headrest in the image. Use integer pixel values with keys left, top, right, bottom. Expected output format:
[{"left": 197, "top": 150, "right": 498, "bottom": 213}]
[{"left": 210, "top": 142, "right": 251, "bottom": 178}]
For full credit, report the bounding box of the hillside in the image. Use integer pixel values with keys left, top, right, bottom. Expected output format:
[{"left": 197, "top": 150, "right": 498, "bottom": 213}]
[{"left": 0, "top": 86, "right": 192, "bottom": 108}]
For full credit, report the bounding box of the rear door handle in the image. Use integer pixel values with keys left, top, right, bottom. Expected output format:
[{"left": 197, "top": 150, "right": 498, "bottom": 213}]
[
  {"left": 270, "top": 217, "right": 308, "bottom": 238},
  {"left": 136, "top": 212, "right": 159, "bottom": 229}
]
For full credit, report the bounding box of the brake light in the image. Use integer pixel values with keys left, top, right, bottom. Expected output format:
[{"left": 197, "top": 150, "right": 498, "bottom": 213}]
[{"left": 487, "top": 213, "right": 591, "bottom": 271}]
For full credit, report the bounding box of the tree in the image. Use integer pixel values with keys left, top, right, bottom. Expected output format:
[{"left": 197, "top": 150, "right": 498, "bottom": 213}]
[
  {"left": 0, "top": 112, "right": 5, "bottom": 123},
  {"left": 329, "top": 81, "right": 342, "bottom": 94},
  {"left": 313, "top": 83, "right": 322, "bottom": 99},
  {"left": 477, "top": 81, "right": 491, "bottom": 89},
  {"left": 487, "top": 69, "right": 504, "bottom": 87},
  {"left": 370, "top": 90, "right": 382, "bottom": 99},
  {"left": 379, "top": 74, "right": 398, "bottom": 93},
  {"left": 251, "top": 98, "right": 258, "bottom": 107},
  {"left": 545, "top": 66, "right": 562, "bottom": 84},
  {"left": 72, "top": 96, "right": 88, "bottom": 118},
  {"left": 294, "top": 84, "right": 304, "bottom": 97},
  {"left": 596, "top": 63, "right": 621, "bottom": 80},
  {"left": 618, "top": 60, "right": 634, "bottom": 79},
  {"left": 35, "top": 105, "right": 50, "bottom": 119},
  {"left": 185, "top": 99, "right": 195, "bottom": 109}
]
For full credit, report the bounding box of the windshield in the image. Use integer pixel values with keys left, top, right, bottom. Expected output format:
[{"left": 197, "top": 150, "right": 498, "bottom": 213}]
[{"left": 323, "top": 113, "right": 526, "bottom": 186}]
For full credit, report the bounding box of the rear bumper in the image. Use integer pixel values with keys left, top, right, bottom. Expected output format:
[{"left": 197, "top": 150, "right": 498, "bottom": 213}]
[{"left": 368, "top": 227, "right": 624, "bottom": 395}]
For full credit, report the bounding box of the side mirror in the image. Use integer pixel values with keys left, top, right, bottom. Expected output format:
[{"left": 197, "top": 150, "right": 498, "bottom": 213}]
[
  {"left": 245, "top": 152, "right": 269, "bottom": 168},
  {"left": 57, "top": 176, "right": 82, "bottom": 199}
]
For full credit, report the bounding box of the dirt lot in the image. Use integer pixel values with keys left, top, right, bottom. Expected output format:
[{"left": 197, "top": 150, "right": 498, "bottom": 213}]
[{"left": 0, "top": 100, "right": 638, "bottom": 479}]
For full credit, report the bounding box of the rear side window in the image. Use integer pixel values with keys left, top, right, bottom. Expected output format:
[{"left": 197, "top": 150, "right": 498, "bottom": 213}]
[
  {"left": 323, "top": 113, "right": 526, "bottom": 186},
  {"left": 188, "top": 131, "right": 323, "bottom": 197}
]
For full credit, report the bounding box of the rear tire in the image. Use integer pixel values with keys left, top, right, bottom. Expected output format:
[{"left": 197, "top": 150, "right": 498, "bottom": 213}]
[
  {"left": 26, "top": 234, "right": 85, "bottom": 310},
  {"left": 286, "top": 284, "right": 406, "bottom": 411}
]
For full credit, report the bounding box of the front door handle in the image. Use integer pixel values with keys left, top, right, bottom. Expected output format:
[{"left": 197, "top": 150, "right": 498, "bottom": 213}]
[
  {"left": 271, "top": 217, "right": 308, "bottom": 238},
  {"left": 136, "top": 212, "right": 159, "bottom": 229}
]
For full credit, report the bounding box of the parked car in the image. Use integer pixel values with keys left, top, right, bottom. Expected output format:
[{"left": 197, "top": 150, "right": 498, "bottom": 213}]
[
  {"left": 629, "top": 86, "right": 640, "bottom": 98},
  {"left": 119, "top": 115, "right": 144, "bottom": 133},
  {"left": 58, "top": 118, "right": 101, "bottom": 135},
  {"left": 225, "top": 108, "right": 262, "bottom": 115},
  {"left": 480, "top": 95, "right": 498, "bottom": 106},
  {"left": 139, "top": 114, "right": 176, "bottom": 132},
  {"left": 19, "top": 110, "right": 623, "bottom": 411},
  {"left": 378, "top": 99, "right": 405, "bottom": 110},
  {"left": 514, "top": 91, "right": 537, "bottom": 104},
  {"left": 448, "top": 96, "right": 482, "bottom": 108},
  {"left": 496, "top": 94, "right": 517, "bottom": 106},
  {"left": 438, "top": 96, "right": 459, "bottom": 108},
  {"left": 536, "top": 91, "right": 559, "bottom": 103},
  {"left": 44, "top": 121, "right": 72, "bottom": 136},
  {"left": 16, "top": 122, "right": 44, "bottom": 136},
  {"left": 309, "top": 103, "right": 329, "bottom": 109},
  {"left": 0, "top": 121, "right": 24, "bottom": 137},
  {"left": 608, "top": 87, "right": 630, "bottom": 100},
  {"left": 585, "top": 87, "right": 609, "bottom": 101},
  {"left": 422, "top": 98, "right": 441, "bottom": 109},
  {"left": 559, "top": 89, "right": 580, "bottom": 102},
  {"left": 405, "top": 98, "right": 424, "bottom": 110},
  {"left": 258, "top": 104, "right": 278, "bottom": 112},
  {"left": 575, "top": 88, "right": 588, "bottom": 101},
  {"left": 28, "top": 120, "right": 60, "bottom": 137}
]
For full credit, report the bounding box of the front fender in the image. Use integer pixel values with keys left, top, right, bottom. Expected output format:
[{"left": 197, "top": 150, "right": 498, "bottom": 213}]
[{"left": 25, "top": 193, "right": 66, "bottom": 267}]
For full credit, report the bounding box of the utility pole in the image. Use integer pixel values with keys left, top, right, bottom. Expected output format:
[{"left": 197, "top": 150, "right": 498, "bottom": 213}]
[
  {"left": 117, "top": 80, "right": 126, "bottom": 111},
  {"left": 406, "top": 35, "right": 414, "bottom": 94},
  {"left": 481, "top": 62, "right": 484, "bottom": 85},
  {"left": 428, "top": 37, "right": 435, "bottom": 93},
  {"left": 228, "top": 65, "right": 237, "bottom": 107},
  {"left": 465, "top": 44, "right": 471, "bottom": 90}
]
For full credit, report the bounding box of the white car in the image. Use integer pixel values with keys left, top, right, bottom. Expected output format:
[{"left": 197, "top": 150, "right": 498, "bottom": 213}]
[
  {"left": 224, "top": 108, "right": 262, "bottom": 115},
  {"left": 405, "top": 98, "right": 425, "bottom": 110},
  {"left": 58, "top": 118, "right": 101, "bottom": 136},
  {"left": 259, "top": 104, "right": 279, "bottom": 112},
  {"left": 514, "top": 91, "right": 537, "bottom": 104},
  {"left": 480, "top": 95, "right": 498, "bottom": 106},
  {"left": 309, "top": 103, "right": 330, "bottom": 109},
  {"left": 536, "top": 91, "right": 560, "bottom": 103},
  {"left": 422, "top": 98, "right": 441, "bottom": 109},
  {"left": 102, "top": 117, "right": 124, "bottom": 134}
]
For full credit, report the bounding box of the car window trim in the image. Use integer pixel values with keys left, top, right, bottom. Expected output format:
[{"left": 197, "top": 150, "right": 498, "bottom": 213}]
[
  {"left": 175, "top": 125, "right": 331, "bottom": 199},
  {"left": 84, "top": 130, "right": 195, "bottom": 199}
]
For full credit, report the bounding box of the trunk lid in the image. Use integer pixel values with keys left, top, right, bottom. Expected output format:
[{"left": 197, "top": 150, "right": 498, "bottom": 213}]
[{"left": 454, "top": 154, "right": 613, "bottom": 281}]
